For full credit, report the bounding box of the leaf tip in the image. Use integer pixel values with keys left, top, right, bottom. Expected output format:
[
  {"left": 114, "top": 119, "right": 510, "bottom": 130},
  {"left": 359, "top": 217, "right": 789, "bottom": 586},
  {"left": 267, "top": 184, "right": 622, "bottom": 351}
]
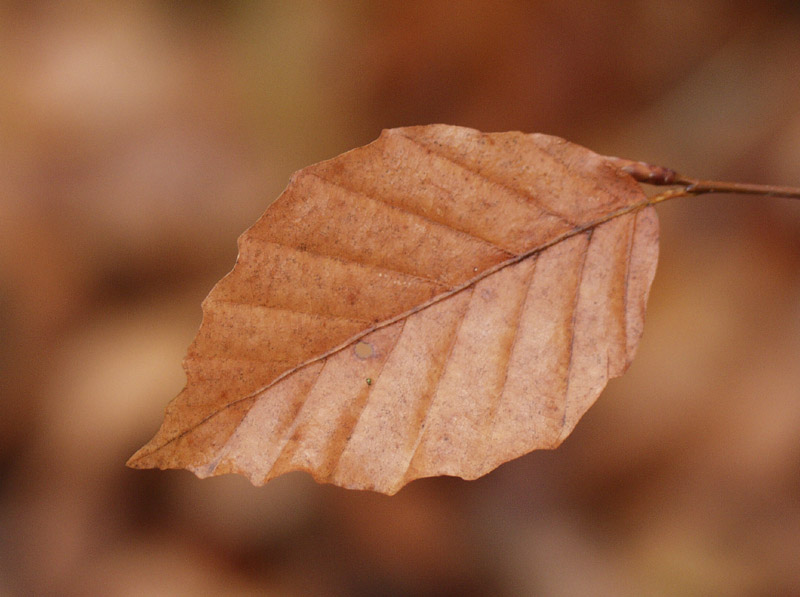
[
  {"left": 125, "top": 443, "right": 157, "bottom": 470},
  {"left": 125, "top": 451, "right": 147, "bottom": 470}
]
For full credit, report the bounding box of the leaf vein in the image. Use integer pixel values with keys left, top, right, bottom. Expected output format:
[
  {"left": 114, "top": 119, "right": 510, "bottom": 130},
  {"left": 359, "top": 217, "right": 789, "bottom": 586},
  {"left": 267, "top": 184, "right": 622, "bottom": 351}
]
[
  {"left": 401, "top": 287, "right": 475, "bottom": 481},
  {"left": 482, "top": 254, "right": 540, "bottom": 445},
  {"left": 559, "top": 229, "right": 594, "bottom": 434},
  {"left": 308, "top": 170, "right": 513, "bottom": 257},
  {"left": 330, "top": 318, "right": 408, "bottom": 480},
  {"left": 397, "top": 130, "right": 578, "bottom": 227},
  {"left": 265, "top": 358, "right": 329, "bottom": 479},
  {"left": 133, "top": 198, "right": 652, "bottom": 460},
  {"left": 210, "top": 298, "right": 372, "bottom": 327},
  {"left": 247, "top": 235, "right": 448, "bottom": 288}
]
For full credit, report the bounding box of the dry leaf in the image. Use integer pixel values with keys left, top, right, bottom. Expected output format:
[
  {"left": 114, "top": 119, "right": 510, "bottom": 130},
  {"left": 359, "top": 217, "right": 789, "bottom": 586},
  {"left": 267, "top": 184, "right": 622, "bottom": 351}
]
[{"left": 128, "top": 124, "right": 659, "bottom": 494}]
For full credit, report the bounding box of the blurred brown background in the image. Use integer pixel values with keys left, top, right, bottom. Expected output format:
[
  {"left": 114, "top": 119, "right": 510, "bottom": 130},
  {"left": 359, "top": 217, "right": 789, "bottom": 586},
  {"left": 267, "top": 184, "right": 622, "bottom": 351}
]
[{"left": 2, "top": 1, "right": 800, "bottom": 595}]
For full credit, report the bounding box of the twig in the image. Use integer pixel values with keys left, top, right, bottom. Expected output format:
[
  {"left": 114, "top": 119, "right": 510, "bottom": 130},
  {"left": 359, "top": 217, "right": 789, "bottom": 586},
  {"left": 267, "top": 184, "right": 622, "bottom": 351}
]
[{"left": 608, "top": 157, "right": 800, "bottom": 201}]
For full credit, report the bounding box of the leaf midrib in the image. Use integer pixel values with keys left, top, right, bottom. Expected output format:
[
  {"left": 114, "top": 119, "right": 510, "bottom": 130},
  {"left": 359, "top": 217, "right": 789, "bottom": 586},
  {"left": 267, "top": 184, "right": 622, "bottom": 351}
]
[{"left": 131, "top": 194, "right": 655, "bottom": 461}]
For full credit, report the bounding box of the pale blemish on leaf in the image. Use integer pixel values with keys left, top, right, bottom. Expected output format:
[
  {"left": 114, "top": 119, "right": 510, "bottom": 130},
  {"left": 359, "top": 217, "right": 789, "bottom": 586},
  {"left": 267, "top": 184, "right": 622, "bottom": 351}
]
[{"left": 354, "top": 341, "right": 375, "bottom": 360}]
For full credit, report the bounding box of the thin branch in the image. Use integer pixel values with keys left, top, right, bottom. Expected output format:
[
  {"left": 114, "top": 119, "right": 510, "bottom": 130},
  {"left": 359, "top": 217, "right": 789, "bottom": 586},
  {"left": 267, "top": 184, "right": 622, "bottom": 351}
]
[
  {"left": 608, "top": 157, "right": 800, "bottom": 201},
  {"left": 673, "top": 177, "right": 800, "bottom": 200}
]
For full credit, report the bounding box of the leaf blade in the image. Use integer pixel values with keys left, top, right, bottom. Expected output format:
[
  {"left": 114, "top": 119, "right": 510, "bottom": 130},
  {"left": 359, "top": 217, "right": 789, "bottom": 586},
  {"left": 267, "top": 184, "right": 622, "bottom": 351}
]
[{"left": 128, "top": 125, "right": 659, "bottom": 494}]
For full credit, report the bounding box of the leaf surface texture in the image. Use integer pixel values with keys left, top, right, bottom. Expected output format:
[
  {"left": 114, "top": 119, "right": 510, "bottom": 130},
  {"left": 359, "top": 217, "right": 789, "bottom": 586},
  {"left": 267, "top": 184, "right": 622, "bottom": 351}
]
[{"left": 128, "top": 125, "right": 659, "bottom": 494}]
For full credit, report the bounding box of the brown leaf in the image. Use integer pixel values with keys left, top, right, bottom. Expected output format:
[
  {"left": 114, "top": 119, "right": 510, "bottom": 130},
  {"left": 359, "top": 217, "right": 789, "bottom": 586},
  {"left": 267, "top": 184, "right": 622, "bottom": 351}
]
[{"left": 128, "top": 125, "right": 659, "bottom": 494}]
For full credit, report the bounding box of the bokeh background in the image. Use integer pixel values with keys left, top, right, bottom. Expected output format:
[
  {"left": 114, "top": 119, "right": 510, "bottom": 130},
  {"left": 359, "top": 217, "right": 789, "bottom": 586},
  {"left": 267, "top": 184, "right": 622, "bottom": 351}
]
[{"left": 2, "top": 2, "right": 800, "bottom": 595}]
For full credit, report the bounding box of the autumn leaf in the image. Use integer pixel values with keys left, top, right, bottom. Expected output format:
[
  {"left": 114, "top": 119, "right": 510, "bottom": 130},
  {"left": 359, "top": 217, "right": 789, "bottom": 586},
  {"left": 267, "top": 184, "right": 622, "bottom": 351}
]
[{"left": 127, "top": 124, "right": 660, "bottom": 494}]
